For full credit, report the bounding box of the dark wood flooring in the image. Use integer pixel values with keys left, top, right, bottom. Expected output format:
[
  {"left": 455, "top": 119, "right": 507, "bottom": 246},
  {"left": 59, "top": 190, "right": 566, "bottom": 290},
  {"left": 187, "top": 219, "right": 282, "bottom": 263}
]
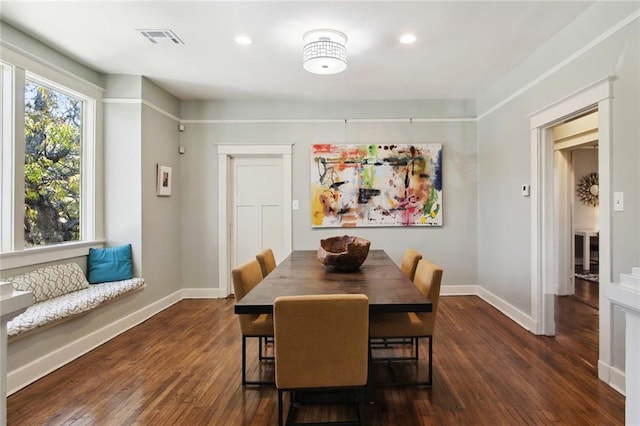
[
  {"left": 8, "top": 295, "right": 623, "bottom": 425},
  {"left": 572, "top": 264, "right": 599, "bottom": 309}
]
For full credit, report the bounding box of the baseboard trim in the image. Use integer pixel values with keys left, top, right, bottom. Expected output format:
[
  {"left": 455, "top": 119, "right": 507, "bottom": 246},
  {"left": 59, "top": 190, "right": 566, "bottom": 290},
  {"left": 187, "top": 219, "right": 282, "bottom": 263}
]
[
  {"left": 442, "top": 285, "right": 536, "bottom": 331},
  {"left": 181, "top": 287, "right": 228, "bottom": 299},
  {"left": 601, "top": 361, "right": 626, "bottom": 396},
  {"left": 7, "top": 291, "right": 183, "bottom": 395},
  {"left": 477, "top": 286, "right": 537, "bottom": 332},
  {"left": 441, "top": 285, "right": 479, "bottom": 296}
]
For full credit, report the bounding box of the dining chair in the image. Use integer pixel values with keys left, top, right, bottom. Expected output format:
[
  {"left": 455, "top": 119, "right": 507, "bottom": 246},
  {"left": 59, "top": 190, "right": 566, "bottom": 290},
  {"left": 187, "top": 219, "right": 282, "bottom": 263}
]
[
  {"left": 256, "top": 248, "right": 277, "bottom": 278},
  {"left": 400, "top": 248, "right": 422, "bottom": 281},
  {"left": 370, "top": 248, "right": 423, "bottom": 351},
  {"left": 274, "top": 294, "right": 369, "bottom": 426},
  {"left": 369, "top": 258, "right": 443, "bottom": 387},
  {"left": 232, "top": 258, "right": 274, "bottom": 386}
]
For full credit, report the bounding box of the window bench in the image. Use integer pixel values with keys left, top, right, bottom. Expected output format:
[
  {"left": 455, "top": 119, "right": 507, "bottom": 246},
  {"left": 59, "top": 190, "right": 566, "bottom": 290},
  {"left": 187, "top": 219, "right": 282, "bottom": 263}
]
[{"left": 5, "top": 263, "right": 145, "bottom": 342}]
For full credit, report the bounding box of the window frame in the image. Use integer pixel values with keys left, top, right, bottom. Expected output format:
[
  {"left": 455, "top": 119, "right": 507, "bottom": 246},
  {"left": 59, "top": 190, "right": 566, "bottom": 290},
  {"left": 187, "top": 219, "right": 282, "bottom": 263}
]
[{"left": 0, "top": 50, "right": 103, "bottom": 270}]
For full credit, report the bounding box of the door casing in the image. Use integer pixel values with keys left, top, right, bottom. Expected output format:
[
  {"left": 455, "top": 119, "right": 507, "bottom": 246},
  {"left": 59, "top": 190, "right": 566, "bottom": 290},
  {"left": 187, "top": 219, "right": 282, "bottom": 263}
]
[
  {"left": 217, "top": 144, "right": 293, "bottom": 296},
  {"left": 529, "top": 77, "right": 613, "bottom": 385}
]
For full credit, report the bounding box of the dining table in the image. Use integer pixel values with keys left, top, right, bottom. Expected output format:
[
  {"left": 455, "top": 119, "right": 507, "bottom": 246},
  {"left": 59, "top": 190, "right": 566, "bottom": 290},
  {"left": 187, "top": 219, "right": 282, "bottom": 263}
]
[
  {"left": 234, "top": 249, "right": 432, "bottom": 315},
  {"left": 234, "top": 249, "right": 432, "bottom": 403}
]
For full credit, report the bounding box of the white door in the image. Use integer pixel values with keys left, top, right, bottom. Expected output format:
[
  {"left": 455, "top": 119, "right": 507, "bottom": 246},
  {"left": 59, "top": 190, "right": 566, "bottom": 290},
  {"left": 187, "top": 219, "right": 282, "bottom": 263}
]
[{"left": 231, "top": 156, "right": 286, "bottom": 271}]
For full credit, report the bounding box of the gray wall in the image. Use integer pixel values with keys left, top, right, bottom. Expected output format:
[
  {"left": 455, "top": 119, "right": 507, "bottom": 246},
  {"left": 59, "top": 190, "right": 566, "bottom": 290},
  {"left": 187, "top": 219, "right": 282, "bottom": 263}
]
[
  {"left": 3, "top": 1, "right": 639, "bottom": 388},
  {"left": 178, "top": 100, "right": 478, "bottom": 290},
  {"left": 6, "top": 69, "right": 183, "bottom": 375},
  {"left": 476, "top": 2, "right": 640, "bottom": 372}
]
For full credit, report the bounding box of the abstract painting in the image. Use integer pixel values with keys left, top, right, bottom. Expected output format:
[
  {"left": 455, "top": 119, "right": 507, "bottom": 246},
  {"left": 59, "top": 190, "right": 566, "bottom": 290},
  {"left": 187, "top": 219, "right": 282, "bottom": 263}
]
[{"left": 311, "top": 144, "right": 442, "bottom": 227}]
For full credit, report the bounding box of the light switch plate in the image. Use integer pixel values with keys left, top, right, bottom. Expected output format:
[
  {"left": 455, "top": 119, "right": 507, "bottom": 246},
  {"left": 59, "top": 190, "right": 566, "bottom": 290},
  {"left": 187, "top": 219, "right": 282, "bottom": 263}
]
[
  {"left": 521, "top": 184, "right": 530, "bottom": 197},
  {"left": 614, "top": 192, "right": 624, "bottom": 211},
  {"left": 292, "top": 200, "right": 299, "bottom": 210}
]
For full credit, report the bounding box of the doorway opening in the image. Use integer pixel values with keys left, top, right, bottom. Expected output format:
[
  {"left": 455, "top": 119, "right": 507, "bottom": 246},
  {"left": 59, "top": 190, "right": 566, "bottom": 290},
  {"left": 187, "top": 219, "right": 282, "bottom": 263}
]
[
  {"left": 529, "top": 77, "right": 614, "bottom": 385},
  {"left": 552, "top": 109, "right": 599, "bottom": 310}
]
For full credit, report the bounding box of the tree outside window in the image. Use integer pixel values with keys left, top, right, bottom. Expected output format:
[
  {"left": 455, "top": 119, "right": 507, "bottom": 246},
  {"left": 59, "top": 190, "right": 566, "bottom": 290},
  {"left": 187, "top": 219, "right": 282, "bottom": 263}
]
[{"left": 24, "top": 81, "right": 82, "bottom": 247}]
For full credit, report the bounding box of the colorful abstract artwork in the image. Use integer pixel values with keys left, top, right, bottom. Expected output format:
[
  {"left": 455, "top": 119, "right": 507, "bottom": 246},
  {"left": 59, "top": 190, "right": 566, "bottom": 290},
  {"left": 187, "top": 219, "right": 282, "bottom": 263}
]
[{"left": 311, "top": 144, "right": 443, "bottom": 227}]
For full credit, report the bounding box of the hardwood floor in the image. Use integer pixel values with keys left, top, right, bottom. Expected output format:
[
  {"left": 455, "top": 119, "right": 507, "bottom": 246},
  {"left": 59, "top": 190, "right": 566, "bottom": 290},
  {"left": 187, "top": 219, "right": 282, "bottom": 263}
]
[
  {"left": 573, "top": 264, "right": 599, "bottom": 309},
  {"left": 8, "top": 296, "right": 624, "bottom": 425}
]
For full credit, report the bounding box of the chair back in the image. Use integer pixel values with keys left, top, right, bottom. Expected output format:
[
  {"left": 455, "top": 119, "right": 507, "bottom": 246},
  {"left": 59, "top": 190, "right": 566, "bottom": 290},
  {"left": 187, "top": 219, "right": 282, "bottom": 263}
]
[
  {"left": 231, "top": 259, "right": 264, "bottom": 301},
  {"left": 232, "top": 259, "right": 267, "bottom": 334},
  {"left": 274, "top": 294, "right": 369, "bottom": 390},
  {"left": 413, "top": 259, "right": 443, "bottom": 333},
  {"left": 400, "top": 248, "right": 422, "bottom": 281},
  {"left": 256, "top": 248, "right": 277, "bottom": 278}
]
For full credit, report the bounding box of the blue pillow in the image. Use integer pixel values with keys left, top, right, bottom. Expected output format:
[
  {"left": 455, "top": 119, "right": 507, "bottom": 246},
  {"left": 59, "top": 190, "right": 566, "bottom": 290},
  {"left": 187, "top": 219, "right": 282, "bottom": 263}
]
[{"left": 88, "top": 244, "right": 133, "bottom": 284}]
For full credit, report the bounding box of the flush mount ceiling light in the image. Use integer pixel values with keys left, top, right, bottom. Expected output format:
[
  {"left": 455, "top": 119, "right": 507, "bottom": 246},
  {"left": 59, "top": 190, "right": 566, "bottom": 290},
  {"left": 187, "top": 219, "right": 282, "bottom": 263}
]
[
  {"left": 399, "top": 33, "right": 417, "bottom": 44},
  {"left": 235, "top": 35, "right": 252, "bottom": 46},
  {"left": 302, "top": 29, "right": 347, "bottom": 75}
]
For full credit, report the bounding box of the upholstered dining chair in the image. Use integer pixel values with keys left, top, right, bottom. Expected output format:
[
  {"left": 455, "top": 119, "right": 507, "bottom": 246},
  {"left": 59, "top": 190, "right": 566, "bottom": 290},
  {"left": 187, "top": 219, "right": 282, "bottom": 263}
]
[
  {"left": 370, "top": 248, "right": 423, "bottom": 351},
  {"left": 369, "top": 258, "right": 443, "bottom": 386},
  {"left": 232, "top": 258, "right": 274, "bottom": 386},
  {"left": 274, "top": 294, "right": 369, "bottom": 426},
  {"left": 400, "top": 248, "right": 422, "bottom": 281},
  {"left": 256, "top": 248, "right": 277, "bottom": 278}
]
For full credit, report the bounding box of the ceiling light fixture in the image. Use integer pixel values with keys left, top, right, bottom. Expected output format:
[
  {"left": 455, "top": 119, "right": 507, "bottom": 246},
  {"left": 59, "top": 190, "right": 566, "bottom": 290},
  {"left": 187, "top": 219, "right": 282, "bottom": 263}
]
[
  {"left": 399, "top": 33, "right": 417, "bottom": 44},
  {"left": 235, "top": 35, "right": 252, "bottom": 46},
  {"left": 302, "top": 29, "right": 347, "bottom": 75}
]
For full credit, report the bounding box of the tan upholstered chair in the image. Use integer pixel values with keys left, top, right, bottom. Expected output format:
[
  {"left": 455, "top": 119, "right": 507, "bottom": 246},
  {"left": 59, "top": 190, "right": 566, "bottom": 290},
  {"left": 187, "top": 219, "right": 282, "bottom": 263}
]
[
  {"left": 274, "top": 294, "right": 369, "bottom": 426},
  {"left": 369, "top": 258, "right": 443, "bottom": 386},
  {"left": 256, "top": 248, "right": 277, "bottom": 278},
  {"left": 232, "top": 258, "right": 274, "bottom": 386},
  {"left": 371, "top": 248, "right": 422, "bottom": 352},
  {"left": 400, "top": 248, "right": 422, "bottom": 281}
]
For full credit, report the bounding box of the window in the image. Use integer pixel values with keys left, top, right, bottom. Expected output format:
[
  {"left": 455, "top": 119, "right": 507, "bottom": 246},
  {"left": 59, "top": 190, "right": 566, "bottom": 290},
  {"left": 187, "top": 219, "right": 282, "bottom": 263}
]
[
  {"left": 0, "top": 56, "right": 98, "bottom": 262},
  {"left": 24, "top": 79, "right": 82, "bottom": 247}
]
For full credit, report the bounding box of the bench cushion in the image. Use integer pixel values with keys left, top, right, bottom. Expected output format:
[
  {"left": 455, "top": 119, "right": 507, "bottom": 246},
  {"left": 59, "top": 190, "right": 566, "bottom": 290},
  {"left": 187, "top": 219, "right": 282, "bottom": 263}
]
[
  {"left": 7, "top": 278, "right": 145, "bottom": 338},
  {"left": 8, "top": 263, "right": 89, "bottom": 303}
]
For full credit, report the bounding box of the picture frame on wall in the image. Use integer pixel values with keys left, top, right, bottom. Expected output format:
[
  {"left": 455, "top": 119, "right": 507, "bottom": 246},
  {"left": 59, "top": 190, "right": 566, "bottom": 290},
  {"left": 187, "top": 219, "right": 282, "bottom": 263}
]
[
  {"left": 310, "top": 143, "right": 443, "bottom": 227},
  {"left": 156, "top": 164, "right": 172, "bottom": 197}
]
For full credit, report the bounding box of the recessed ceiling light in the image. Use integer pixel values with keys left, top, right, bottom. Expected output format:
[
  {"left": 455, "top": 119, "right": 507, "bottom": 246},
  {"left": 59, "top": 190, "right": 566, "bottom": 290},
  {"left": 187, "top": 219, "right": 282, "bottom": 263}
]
[
  {"left": 399, "top": 34, "right": 417, "bottom": 45},
  {"left": 235, "top": 35, "right": 252, "bottom": 46}
]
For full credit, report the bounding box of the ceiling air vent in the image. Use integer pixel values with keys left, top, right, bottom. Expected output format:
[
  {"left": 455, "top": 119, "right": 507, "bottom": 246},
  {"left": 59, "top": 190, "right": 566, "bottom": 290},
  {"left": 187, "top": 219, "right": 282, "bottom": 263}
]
[{"left": 137, "top": 29, "right": 184, "bottom": 45}]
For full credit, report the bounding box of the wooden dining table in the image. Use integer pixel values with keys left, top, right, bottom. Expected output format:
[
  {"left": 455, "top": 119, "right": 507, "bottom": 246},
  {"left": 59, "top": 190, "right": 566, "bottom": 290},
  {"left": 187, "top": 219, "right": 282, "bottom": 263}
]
[{"left": 234, "top": 249, "right": 432, "bottom": 315}]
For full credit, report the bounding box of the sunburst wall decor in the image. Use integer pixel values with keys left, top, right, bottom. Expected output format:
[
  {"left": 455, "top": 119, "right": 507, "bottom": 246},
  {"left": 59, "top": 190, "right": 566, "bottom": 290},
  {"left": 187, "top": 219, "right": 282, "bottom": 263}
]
[{"left": 577, "top": 172, "right": 599, "bottom": 207}]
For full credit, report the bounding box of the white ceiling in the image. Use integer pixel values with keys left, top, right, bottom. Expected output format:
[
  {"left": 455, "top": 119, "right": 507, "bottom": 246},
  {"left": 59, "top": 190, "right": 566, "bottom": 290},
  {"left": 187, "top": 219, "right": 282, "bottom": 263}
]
[{"left": 0, "top": 1, "right": 595, "bottom": 101}]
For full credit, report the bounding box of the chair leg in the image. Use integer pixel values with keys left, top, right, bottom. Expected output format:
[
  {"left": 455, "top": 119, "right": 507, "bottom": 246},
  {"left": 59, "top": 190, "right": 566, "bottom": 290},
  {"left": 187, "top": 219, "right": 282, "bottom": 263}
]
[
  {"left": 278, "top": 389, "right": 284, "bottom": 426},
  {"left": 371, "top": 335, "right": 433, "bottom": 388},
  {"left": 427, "top": 335, "right": 433, "bottom": 386},
  {"left": 259, "top": 337, "right": 275, "bottom": 361},
  {"left": 242, "top": 336, "right": 247, "bottom": 386},
  {"left": 357, "top": 388, "right": 365, "bottom": 425},
  {"left": 242, "top": 336, "right": 275, "bottom": 386}
]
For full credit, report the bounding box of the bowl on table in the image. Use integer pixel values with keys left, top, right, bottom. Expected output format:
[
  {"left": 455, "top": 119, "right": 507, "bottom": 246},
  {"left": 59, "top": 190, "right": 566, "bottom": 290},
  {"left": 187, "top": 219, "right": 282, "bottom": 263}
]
[{"left": 317, "top": 235, "right": 371, "bottom": 272}]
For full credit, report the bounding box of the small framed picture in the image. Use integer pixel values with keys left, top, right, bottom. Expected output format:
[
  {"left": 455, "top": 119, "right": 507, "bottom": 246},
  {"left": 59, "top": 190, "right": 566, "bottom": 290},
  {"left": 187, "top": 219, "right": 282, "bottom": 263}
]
[{"left": 156, "top": 164, "right": 172, "bottom": 197}]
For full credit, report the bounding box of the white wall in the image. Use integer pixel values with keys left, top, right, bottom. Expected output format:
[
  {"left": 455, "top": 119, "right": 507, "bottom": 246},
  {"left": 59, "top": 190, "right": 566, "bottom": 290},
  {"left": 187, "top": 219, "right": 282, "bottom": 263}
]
[{"left": 179, "top": 100, "right": 478, "bottom": 292}]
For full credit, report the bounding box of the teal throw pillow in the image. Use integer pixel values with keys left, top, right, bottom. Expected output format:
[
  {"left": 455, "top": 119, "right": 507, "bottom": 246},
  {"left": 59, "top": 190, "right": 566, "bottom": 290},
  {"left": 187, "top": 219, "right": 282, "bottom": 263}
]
[{"left": 88, "top": 244, "right": 133, "bottom": 284}]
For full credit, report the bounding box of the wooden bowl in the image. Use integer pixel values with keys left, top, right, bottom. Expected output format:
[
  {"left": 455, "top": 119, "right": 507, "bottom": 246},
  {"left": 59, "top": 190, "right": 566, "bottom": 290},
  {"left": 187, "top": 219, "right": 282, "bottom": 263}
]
[{"left": 317, "top": 235, "right": 371, "bottom": 272}]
